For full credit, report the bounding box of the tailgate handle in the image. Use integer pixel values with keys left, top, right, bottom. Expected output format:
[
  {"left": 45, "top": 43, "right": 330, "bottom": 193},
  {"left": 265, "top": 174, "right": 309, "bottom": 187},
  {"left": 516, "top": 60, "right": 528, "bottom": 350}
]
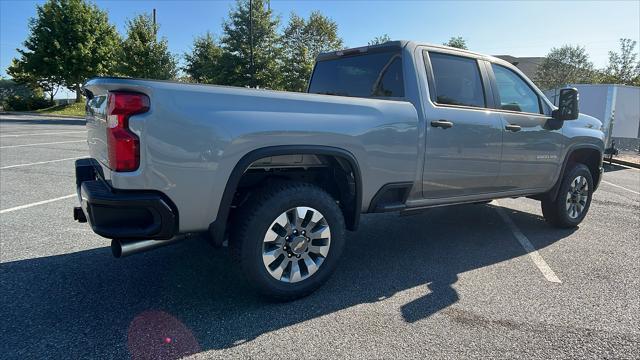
[{"left": 430, "top": 120, "right": 454, "bottom": 129}]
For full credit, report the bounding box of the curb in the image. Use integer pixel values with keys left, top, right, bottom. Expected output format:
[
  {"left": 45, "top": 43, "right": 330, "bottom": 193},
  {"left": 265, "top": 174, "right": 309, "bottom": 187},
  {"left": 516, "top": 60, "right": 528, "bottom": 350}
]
[
  {"left": 607, "top": 157, "right": 640, "bottom": 169},
  {"left": 0, "top": 111, "right": 85, "bottom": 120}
]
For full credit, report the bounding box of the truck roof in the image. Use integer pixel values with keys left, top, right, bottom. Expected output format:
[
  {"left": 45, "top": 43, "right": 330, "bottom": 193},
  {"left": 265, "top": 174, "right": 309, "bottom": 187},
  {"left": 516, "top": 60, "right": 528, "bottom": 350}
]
[
  {"left": 316, "top": 40, "right": 512, "bottom": 67},
  {"left": 316, "top": 40, "right": 509, "bottom": 64}
]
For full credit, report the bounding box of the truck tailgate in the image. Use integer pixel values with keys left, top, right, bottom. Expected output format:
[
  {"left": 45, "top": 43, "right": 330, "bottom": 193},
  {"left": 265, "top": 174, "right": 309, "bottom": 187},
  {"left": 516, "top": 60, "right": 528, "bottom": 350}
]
[{"left": 85, "top": 94, "right": 110, "bottom": 168}]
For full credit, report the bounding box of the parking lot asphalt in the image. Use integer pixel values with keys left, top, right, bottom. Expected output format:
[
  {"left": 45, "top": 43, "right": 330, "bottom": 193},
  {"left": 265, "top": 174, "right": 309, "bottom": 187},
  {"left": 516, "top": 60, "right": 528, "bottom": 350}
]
[{"left": 1, "top": 113, "right": 639, "bottom": 359}]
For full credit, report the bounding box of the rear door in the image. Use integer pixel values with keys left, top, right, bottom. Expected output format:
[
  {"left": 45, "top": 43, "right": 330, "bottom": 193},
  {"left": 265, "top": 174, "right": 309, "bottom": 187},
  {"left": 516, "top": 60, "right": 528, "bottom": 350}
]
[
  {"left": 487, "top": 63, "right": 563, "bottom": 191},
  {"left": 421, "top": 51, "right": 504, "bottom": 198}
]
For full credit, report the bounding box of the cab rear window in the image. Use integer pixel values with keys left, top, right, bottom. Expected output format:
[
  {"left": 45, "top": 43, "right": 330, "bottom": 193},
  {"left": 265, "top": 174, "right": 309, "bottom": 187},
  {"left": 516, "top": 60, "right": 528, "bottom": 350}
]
[{"left": 308, "top": 51, "right": 404, "bottom": 98}]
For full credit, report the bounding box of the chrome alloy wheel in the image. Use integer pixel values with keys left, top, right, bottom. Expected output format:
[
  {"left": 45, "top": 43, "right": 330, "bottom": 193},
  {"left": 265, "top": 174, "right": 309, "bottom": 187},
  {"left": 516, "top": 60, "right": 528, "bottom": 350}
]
[
  {"left": 262, "top": 207, "right": 331, "bottom": 283},
  {"left": 566, "top": 175, "right": 589, "bottom": 219}
]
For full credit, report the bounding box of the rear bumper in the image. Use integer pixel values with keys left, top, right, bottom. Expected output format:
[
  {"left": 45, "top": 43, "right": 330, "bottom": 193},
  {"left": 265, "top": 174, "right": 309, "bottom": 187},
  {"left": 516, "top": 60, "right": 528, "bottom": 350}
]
[{"left": 74, "top": 158, "right": 177, "bottom": 239}]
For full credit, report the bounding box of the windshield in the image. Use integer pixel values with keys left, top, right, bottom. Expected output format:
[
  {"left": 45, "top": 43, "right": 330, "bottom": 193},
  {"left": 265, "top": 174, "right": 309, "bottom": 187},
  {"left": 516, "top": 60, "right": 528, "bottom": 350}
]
[{"left": 308, "top": 50, "right": 404, "bottom": 98}]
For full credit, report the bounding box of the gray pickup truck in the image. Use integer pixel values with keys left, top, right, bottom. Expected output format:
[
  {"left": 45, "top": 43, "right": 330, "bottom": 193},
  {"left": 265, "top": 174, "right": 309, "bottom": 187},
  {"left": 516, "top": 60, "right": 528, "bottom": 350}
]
[{"left": 74, "top": 41, "right": 604, "bottom": 300}]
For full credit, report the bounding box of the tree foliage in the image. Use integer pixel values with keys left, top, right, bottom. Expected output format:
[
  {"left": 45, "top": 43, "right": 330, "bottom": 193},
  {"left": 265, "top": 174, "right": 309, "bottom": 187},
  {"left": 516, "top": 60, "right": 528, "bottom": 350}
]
[
  {"left": 534, "top": 45, "right": 596, "bottom": 90},
  {"left": 368, "top": 34, "right": 391, "bottom": 46},
  {"left": 7, "top": 58, "right": 59, "bottom": 102},
  {"left": 18, "top": 0, "right": 638, "bottom": 103},
  {"left": 443, "top": 36, "right": 468, "bottom": 50},
  {"left": 280, "top": 11, "right": 343, "bottom": 92},
  {"left": 119, "top": 14, "right": 178, "bottom": 80},
  {"left": 0, "top": 79, "right": 52, "bottom": 111},
  {"left": 304, "top": 12, "right": 343, "bottom": 61},
  {"left": 183, "top": 32, "right": 224, "bottom": 84},
  {"left": 220, "top": 0, "right": 281, "bottom": 88},
  {"left": 8, "top": 0, "right": 120, "bottom": 101},
  {"left": 601, "top": 38, "right": 640, "bottom": 86},
  {"left": 280, "top": 14, "right": 308, "bottom": 92}
]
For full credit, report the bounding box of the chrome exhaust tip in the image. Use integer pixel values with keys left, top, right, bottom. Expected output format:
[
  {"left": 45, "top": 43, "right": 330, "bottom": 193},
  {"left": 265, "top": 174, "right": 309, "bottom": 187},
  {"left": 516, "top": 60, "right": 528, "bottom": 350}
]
[{"left": 111, "top": 235, "right": 189, "bottom": 258}]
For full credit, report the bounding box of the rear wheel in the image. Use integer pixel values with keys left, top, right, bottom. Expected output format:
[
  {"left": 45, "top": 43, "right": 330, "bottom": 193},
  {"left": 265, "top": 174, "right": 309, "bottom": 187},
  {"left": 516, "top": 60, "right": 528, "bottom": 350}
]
[
  {"left": 541, "top": 163, "right": 593, "bottom": 228},
  {"left": 232, "top": 181, "right": 345, "bottom": 301}
]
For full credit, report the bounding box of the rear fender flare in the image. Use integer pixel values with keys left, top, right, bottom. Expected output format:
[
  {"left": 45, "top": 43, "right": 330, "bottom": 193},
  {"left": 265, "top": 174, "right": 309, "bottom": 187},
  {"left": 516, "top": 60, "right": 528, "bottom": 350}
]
[{"left": 208, "top": 145, "right": 362, "bottom": 247}]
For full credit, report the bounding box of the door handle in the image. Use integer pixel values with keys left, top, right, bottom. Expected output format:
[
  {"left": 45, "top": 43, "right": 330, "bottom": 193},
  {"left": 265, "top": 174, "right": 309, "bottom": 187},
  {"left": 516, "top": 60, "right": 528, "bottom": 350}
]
[
  {"left": 505, "top": 124, "right": 522, "bottom": 132},
  {"left": 431, "top": 120, "right": 454, "bottom": 129}
]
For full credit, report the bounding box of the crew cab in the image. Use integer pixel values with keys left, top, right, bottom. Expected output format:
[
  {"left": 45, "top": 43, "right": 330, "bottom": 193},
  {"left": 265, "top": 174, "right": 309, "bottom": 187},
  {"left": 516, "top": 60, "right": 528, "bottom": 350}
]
[{"left": 75, "top": 41, "right": 604, "bottom": 300}]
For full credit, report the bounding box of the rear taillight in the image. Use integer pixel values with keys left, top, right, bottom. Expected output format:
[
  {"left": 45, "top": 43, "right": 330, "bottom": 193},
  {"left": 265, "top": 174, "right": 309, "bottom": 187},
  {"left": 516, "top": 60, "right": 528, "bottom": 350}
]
[{"left": 106, "top": 92, "right": 149, "bottom": 172}]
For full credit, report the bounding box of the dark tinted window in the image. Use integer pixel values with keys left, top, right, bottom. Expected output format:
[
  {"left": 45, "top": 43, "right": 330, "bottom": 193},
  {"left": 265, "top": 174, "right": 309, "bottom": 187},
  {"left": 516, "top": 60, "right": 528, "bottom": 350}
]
[
  {"left": 373, "top": 57, "right": 403, "bottom": 97},
  {"left": 429, "top": 52, "right": 486, "bottom": 108},
  {"left": 308, "top": 51, "right": 404, "bottom": 98},
  {"left": 492, "top": 64, "right": 541, "bottom": 114}
]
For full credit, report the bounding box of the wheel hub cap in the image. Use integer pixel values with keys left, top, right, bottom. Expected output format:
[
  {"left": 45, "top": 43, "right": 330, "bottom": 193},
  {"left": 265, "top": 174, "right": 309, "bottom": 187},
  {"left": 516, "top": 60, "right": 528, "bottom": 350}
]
[
  {"left": 566, "top": 175, "right": 589, "bottom": 219},
  {"left": 262, "top": 207, "right": 331, "bottom": 283},
  {"left": 289, "top": 236, "right": 308, "bottom": 255}
]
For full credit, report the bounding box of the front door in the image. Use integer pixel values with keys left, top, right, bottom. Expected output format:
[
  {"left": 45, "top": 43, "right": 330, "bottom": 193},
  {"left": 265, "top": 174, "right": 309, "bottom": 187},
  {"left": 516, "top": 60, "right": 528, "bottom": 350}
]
[
  {"left": 422, "top": 51, "right": 504, "bottom": 199},
  {"left": 488, "top": 63, "right": 563, "bottom": 191}
]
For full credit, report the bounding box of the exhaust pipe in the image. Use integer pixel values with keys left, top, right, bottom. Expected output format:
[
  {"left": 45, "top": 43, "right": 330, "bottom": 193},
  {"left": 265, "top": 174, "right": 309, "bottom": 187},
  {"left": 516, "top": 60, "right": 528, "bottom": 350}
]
[{"left": 111, "top": 234, "right": 191, "bottom": 258}]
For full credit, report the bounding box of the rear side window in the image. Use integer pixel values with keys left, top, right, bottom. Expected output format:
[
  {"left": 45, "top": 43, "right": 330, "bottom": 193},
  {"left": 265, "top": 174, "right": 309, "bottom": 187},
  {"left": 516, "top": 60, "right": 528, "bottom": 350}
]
[
  {"left": 491, "top": 64, "right": 542, "bottom": 114},
  {"left": 428, "top": 52, "right": 486, "bottom": 108},
  {"left": 308, "top": 51, "right": 404, "bottom": 98}
]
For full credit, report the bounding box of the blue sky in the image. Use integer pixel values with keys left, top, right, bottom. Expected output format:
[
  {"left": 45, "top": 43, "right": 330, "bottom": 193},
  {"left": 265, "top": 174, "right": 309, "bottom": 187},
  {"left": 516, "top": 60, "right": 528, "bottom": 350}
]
[{"left": 1, "top": 0, "right": 639, "bottom": 95}]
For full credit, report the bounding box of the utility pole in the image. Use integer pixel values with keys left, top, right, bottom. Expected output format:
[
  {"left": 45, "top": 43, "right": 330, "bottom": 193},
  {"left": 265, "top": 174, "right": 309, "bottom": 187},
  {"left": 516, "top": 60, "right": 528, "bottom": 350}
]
[
  {"left": 249, "top": 0, "right": 254, "bottom": 87},
  {"left": 152, "top": 8, "right": 157, "bottom": 38}
]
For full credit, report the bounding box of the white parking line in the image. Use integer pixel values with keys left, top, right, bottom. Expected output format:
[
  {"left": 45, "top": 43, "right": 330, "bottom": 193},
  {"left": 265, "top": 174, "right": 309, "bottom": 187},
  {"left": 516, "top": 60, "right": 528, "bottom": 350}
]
[
  {"left": 0, "top": 140, "right": 85, "bottom": 149},
  {"left": 494, "top": 202, "right": 562, "bottom": 283},
  {"left": 0, "top": 157, "right": 84, "bottom": 170},
  {"left": 0, "top": 194, "right": 76, "bottom": 214},
  {"left": 0, "top": 130, "right": 86, "bottom": 138},
  {"left": 601, "top": 180, "right": 640, "bottom": 195}
]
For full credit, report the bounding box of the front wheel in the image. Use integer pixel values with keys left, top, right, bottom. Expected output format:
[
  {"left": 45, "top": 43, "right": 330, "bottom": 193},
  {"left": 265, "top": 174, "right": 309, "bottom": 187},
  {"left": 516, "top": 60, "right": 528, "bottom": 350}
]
[
  {"left": 541, "top": 163, "right": 594, "bottom": 228},
  {"left": 232, "top": 182, "right": 346, "bottom": 301}
]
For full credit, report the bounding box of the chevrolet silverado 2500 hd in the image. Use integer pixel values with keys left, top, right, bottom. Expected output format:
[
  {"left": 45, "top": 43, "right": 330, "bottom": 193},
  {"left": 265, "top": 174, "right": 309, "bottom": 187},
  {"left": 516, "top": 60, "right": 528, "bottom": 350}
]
[{"left": 74, "top": 41, "right": 604, "bottom": 300}]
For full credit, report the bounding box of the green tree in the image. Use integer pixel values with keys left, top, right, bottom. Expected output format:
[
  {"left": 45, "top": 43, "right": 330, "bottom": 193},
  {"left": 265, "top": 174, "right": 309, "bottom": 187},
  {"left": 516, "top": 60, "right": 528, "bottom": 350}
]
[
  {"left": 0, "top": 78, "right": 51, "bottom": 111},
  {"left": 183, "top": 32, "right": 224, "bottom": 84},
  {"left": 443, "top": 36, "right": 468, "bottom": 50},
  {"left": 368, "top": 34, "right": 391, "bottom": 46},
  {"left": 220, "top": 0, "right": 281, "bottom": 88},
  {"left": 304, "top": 11, "right": 343, "bottom": 60},
  {"left": 119, "top": 14, "right": 178, "bottom": 80},
  {"left": 7, "top": 58, "right": 60, "bottom": 102},
  {"left": 280, "top": 14, "right": 308, "bottom": 92},
  {"left": 534, "top": 45, "right": 596, "bottom": 90},
  {"left": 280, "top": 11, "right": 343, "bottom": 92},
  {"left": 601, "top": 38, "right": 640, "bottom": 86},
  {"left": 8, "top": 0, "right": 120, "bottom": 101}
]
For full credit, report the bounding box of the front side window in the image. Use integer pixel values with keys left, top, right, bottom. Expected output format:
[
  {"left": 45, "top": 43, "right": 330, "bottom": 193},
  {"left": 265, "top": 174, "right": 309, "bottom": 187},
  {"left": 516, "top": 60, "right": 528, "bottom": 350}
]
[
  {"left": 492, "top": 64, "right": 541, "bottom": 114},
  {"left": 428, "top": 52, "right": 486, "bottom": 108}
]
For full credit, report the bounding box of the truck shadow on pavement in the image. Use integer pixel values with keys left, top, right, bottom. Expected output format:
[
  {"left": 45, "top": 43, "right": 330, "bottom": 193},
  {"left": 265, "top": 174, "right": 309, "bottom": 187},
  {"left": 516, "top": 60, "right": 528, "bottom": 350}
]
[
  {"left": 603, "top": 163, "right": 634, "bottom": 173},
  {"left": 0, "top": 203, "right": 575, "bottom": 359}
]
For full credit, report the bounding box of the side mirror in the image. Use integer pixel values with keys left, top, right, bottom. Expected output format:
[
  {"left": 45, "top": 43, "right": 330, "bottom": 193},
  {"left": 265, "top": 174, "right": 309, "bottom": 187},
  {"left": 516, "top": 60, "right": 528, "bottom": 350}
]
[{"left": 553, "top": 87, "right": 579, "bottom": 120}]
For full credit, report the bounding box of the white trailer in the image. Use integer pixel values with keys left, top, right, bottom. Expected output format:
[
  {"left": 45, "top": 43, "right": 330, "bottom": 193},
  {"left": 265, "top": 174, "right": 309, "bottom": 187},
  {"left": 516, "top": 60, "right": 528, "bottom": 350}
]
[{"left": 546, "top": 84, "right": 640, "bottom": 153}]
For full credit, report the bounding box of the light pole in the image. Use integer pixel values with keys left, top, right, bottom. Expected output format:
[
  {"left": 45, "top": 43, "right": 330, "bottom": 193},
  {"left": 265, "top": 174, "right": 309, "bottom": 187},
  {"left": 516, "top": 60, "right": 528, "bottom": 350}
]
[
  {"left": 249, "top": 0, "right": 254, "bottom": 87},
  {"left": 152, "top": 8, "right": 157, "bottom": 38}
]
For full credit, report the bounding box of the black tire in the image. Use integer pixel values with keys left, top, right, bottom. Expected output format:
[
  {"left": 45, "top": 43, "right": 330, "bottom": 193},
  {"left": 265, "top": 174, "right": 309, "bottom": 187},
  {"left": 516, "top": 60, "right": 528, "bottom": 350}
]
[
  {"left": 541, "top": 163, "right": 593, "bottom": 228},
  {"left": 231, "top": 181, "right": 346, "bottom": 301}
]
